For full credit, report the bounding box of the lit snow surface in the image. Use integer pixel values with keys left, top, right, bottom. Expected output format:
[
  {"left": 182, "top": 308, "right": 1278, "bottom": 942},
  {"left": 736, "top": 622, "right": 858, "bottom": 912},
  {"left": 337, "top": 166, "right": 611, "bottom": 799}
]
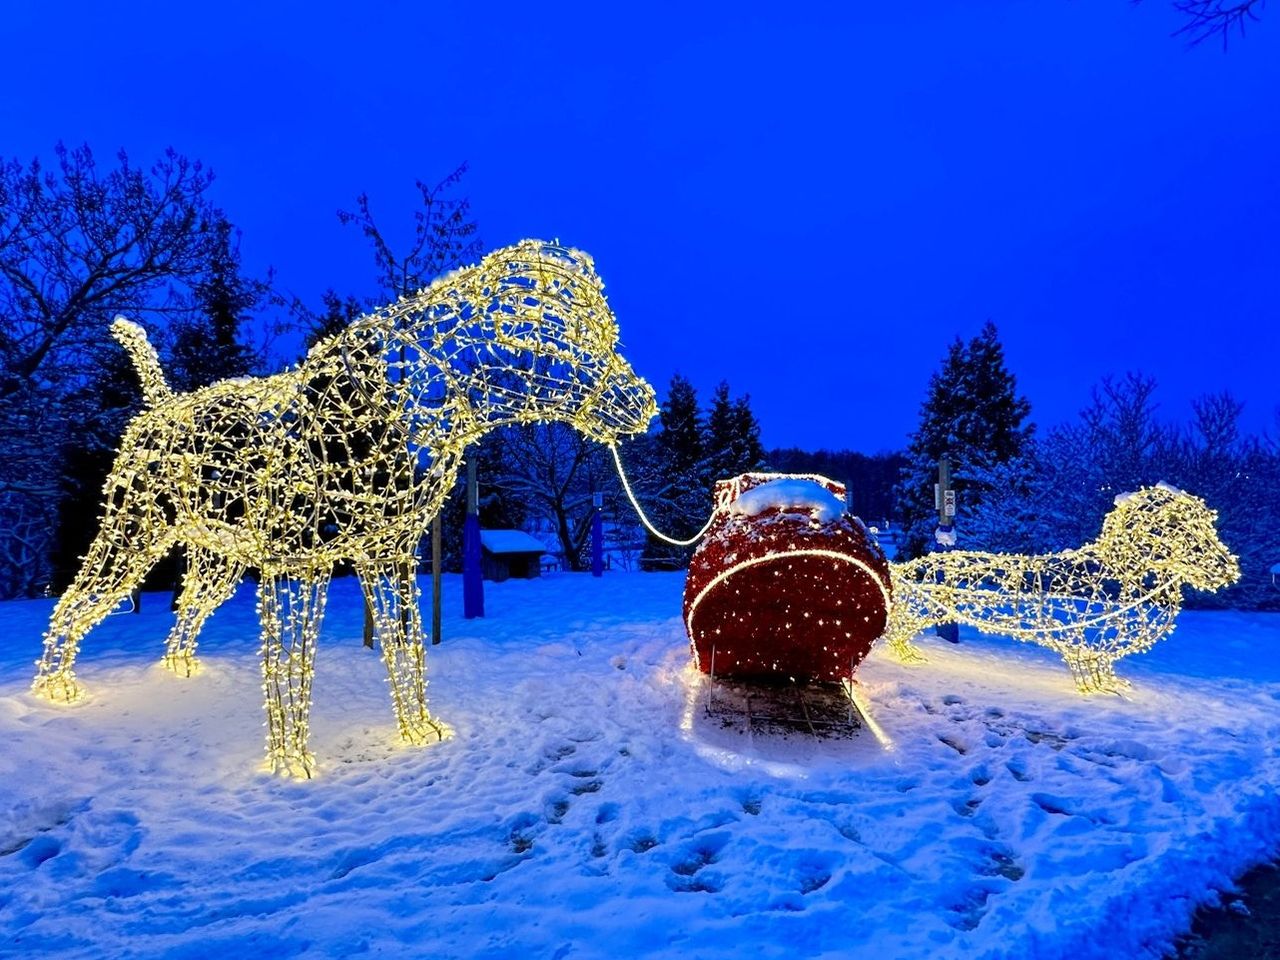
[
  {"left": 1, "top": 572, "right": 1278, "bottom": 959},
  {"left": 730, "top": 479, "right": 846, "bottom": 523}
]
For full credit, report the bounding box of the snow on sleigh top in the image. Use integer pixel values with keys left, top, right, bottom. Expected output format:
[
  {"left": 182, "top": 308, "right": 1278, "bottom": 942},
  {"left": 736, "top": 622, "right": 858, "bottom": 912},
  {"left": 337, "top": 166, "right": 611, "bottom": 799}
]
[{"left": 682, "top": 473, "right": 892, "bottom": 684}]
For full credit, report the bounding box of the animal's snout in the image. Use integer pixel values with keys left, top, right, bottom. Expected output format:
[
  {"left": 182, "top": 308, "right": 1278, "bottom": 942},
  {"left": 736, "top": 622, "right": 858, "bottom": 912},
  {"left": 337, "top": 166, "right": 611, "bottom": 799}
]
[
  {"left": 583, "top": 366, "right": 657, "bottom": 443},
  {"left": 1206, "top": 540, "right": 1241, "bottom": 591},
  {"left": 612, "top": 369, "right": 657, "bottom": 433}
]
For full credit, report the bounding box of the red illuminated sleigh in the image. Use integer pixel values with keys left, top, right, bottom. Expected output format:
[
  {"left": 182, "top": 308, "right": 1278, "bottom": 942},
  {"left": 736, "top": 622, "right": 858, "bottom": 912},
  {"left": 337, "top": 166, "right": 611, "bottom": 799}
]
[{"left": 682, "top": 473, "right": 892, "bottom": 692}]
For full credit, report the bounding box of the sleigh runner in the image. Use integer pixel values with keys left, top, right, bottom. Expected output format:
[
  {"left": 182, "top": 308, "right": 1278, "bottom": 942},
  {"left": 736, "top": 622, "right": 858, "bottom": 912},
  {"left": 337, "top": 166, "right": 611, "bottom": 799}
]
[{"left": 701, "top": 642, "right": 870, "bottom": 740}]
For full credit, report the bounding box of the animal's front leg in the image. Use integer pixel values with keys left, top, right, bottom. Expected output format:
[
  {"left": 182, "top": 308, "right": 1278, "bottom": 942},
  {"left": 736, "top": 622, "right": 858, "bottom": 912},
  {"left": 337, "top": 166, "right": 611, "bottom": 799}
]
[
  {"left": 884, "top": 625, "right": 929, "bottom": 664},
  {"left": 258, "top": 571, "right": 330, "bottom": 777},
  {"left": 880, "top": 594, "right": 929, "bottom": 664},
  {"left": 162, "top": 548, "right": 244, "bottom": 677},
  {"left": 1058, "top": 641, "right": 1131, "bottom": 695},
  {"left": 358, "top": 561, "right": 445, "bottom": 746}
]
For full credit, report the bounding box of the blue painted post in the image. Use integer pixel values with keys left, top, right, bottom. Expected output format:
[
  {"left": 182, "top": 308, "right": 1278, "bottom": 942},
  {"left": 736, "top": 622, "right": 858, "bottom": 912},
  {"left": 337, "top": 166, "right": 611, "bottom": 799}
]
[
  {"left": 591, "top": 491, "right": 604, "bottom": 578},
  {"left": 463, "top": 457, "right": 484, "bottom": 619}
]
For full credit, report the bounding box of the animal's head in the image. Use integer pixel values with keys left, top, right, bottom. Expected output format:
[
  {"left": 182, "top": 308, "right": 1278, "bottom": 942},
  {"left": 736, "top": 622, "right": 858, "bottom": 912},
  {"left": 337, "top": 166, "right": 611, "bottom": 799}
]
[
  {"left": 1096, "top": 483, "right": 1240, "bottom": 594},
  {"left": 385, "top": 240, "right": 657, "bottom": 445}
]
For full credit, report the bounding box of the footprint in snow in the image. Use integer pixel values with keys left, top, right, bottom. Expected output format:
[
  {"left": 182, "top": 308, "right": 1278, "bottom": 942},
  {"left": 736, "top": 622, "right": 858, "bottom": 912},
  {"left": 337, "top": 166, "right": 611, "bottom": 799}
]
[
  {"left": 595, "top": 802, "right": 619, "bottom": 825},
  {"left": 545, "top": 798, "right": 571, "bottom": 824},
  {"left": 16, "top": 834, "right": 61, "bottom": 868},
  {"left": 506, "top": 811, "right": 543, "bottom": 855},
  {"left": 975, "top": 844, "right": 1025, "bottom": 882},
  {"left": 947, "top": 885, "right": 995, "bottom": 931},
  {"left": 666, "top": 834, "right": 728, "bottom": 893},
  {"left": 623, "top": 831, "right": 659, "bottom": 854}
]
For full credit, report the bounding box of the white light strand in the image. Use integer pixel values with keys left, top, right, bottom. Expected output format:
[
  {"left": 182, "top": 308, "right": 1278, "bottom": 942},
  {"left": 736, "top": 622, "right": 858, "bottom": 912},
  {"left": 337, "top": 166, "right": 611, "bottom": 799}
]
[
  {"left": 684, "top": 547, "right": 894, "bottom": 671},
  {"left": 609, "top": 443, "right": 717, "bottom": 547}
]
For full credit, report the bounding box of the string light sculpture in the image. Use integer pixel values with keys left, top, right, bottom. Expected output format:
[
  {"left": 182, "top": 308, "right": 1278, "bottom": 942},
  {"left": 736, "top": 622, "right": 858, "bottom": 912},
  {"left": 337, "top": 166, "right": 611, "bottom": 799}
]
[
  {"left": 683, "top": 473, "right": 893, "bottom": 683},
  {"left": 32, "top": 239, "right": 658, "bottom": 777},
  {"left": 883, "top": 484, "right": 1240, "bottom": 693}
]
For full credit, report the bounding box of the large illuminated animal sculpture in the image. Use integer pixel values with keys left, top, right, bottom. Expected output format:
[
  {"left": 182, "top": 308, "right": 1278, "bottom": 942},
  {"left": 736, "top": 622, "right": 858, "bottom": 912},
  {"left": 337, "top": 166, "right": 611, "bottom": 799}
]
[
  {"left": 883, "top": 484, "right": 1239, "bottom": 693},
  {"left": 33, "top": 240, "right": 658, "bottom": 776}
]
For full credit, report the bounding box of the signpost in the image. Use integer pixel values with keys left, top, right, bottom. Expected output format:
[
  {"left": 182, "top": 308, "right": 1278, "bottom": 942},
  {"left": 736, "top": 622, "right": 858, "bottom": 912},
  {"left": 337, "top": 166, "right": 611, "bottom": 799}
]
[{"left": 935, "top": 458, "right": 959, "bottom": 643}]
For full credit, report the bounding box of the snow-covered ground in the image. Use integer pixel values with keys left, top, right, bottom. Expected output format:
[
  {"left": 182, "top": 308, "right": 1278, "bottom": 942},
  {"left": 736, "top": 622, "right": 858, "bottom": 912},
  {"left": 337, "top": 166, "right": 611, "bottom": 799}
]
[{"left": 1, "top": 572, "right": 1278, "bottom": 959}]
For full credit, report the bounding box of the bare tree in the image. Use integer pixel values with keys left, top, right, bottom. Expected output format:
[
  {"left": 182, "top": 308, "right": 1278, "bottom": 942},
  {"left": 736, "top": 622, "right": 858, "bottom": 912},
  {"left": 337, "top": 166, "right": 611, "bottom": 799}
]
[
  {"left": 1170, "top": 0, "right": 1266, "bottom": 46},
  {"left": 489, "top": 422, "right": 621, "bottom": 571},
  {"left": 1136, "top": 0, "right": 1267, "bottom": 47},
  {"left": 338, "top": 163, "right": 482, "bottom": 302},
  {"left": 0, "top": 144, "right": 221, "bottom": 400},
  {"left": 0, "top": 144, "right": 225, "bottom": 598}
]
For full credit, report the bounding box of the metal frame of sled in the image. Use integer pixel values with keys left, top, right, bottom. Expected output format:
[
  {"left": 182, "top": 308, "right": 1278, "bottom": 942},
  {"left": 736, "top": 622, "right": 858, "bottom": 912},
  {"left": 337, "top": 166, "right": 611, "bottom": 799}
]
[{"left": 702, "top": 645, "right": 892, "bottom": 747}]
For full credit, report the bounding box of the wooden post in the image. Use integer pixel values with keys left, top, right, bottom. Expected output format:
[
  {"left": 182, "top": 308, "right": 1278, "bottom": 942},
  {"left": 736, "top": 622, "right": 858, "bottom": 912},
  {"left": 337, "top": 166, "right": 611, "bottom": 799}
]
[
  {"left": 431, "top": 513, "right": 443, "bottom": 645},
  {"left": 170, "top": 546, "right": 185, "bottom": 612},
  {"left": 362, "top": 587, "right": 375, "bottom": 648}
]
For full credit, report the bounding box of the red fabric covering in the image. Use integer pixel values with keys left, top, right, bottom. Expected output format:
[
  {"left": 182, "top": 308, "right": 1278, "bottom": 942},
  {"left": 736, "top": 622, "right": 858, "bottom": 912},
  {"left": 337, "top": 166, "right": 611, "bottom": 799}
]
[{"left": 683, "top": 474, "right": 892, "bottom": 683}]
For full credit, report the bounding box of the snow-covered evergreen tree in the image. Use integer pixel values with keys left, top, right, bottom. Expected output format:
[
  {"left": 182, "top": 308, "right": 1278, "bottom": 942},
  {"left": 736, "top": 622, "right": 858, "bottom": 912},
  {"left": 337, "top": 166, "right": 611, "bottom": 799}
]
[
  {"left": 639, "top": 374, "right": 708, "bottom": 569},
  {"left": 705, "top": 380, "right": 765, "bottom": 483},
  {"left": 961, "top": 377, "right": 1279, "bottom": 610},
  {"left": 633, "top": 375, "right": 766, "bottom": 570},
  {"left": 896, "top": 321, "right": 1033, "bottom": 559},
  {"left": 167, "top": 217, "right": 263, "bottom": 392}
]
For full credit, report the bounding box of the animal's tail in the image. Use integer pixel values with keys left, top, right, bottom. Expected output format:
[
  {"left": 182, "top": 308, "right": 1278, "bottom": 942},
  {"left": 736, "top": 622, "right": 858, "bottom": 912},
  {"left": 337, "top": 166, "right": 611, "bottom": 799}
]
[{"left": 110, "top": 316, "right": 172, "bottom": 407}]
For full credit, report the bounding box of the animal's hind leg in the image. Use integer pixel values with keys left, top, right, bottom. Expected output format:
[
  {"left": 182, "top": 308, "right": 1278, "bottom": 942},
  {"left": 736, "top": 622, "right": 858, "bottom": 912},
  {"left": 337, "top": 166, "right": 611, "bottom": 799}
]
[
  {"left": 259, "top": 571, "right": 330, "bottom": 778},
  {"left": 34, "top": 523, "right": 173, "bottom": 703},
  {"left": 162, "top": 549, "right": 244, "bottom": 677},
  {"left": 358, "top": 561, "right": 444, "bottom": 745}
]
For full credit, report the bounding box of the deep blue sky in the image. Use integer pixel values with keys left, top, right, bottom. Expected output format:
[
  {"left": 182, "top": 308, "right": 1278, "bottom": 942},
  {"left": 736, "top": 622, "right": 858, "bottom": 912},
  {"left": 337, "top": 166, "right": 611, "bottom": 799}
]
[{"left": 4, "top": 2, "right": 1277, "bottom": 452}]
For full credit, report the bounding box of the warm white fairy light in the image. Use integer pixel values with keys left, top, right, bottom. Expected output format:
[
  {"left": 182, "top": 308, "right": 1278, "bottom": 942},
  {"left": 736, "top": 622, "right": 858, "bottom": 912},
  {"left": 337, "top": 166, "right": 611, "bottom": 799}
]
[
  {"left": 32, "top": 239, "right": 658, "bottom": 777},
  {"left": 884, "top": 484, "right": 1240, "bottom": 693},
  {"left": 684, "top": 548, "right": 892, "bottom": 672}
]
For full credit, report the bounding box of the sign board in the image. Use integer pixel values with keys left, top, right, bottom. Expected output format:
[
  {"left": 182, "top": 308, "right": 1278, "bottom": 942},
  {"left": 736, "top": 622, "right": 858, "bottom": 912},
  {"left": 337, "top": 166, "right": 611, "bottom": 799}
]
[{"left": 943, "top": 490, "right": 956, "bottom": 518}]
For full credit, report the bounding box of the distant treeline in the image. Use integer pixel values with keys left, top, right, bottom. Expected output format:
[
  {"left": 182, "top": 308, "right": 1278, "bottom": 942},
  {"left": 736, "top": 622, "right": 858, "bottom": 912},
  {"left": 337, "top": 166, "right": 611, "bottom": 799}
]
[{"left": 765, "top": 448, "right": 906, "bottom": 524}]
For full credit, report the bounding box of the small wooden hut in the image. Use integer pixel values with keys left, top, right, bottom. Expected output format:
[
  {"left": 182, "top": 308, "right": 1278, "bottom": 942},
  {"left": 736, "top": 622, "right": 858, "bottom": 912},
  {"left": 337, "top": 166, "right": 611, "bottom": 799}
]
[{"left": 480, "top": 530, "right": 547, "bottom": 582}]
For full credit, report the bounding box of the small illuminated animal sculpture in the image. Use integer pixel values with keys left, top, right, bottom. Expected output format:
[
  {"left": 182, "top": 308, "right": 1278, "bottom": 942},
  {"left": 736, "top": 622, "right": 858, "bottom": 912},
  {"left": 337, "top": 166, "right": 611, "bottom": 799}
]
[
  {"left": 33, "top": 240, "right": 657, "bottom": 776},
  {"left": 883, "top": 484, "right": 1239, "bottom": 693}
]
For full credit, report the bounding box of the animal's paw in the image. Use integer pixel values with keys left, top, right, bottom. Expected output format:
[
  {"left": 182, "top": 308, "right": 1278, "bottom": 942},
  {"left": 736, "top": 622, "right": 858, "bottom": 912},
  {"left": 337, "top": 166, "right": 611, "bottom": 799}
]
[
  {"left": 1067, "top": 657, "right": 1133, "bottom": 696},
  {"left": 32, "top": 672, "right": 85, "bottom": 704},
  {"left": 161, "top": 652, "right": 203, "bottom": 678},
  {"left": 268, "top": 749, "right": 318, "bottom": 780},
  {"left": 889, "top": 640, "right": 928, "bottom": 665},
  {"left": 1076, "top": 674, "right": 1133, "bottom": 697},
  {"left": 398, "top": 714, "right": 448, "bottom": 746}
]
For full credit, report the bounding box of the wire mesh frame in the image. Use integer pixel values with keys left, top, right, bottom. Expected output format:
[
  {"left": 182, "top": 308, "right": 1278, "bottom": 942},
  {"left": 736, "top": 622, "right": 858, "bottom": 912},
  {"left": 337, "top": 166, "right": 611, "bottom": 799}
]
[
  {"left": 32, "top": 239, "right": 659, "bottom": 777},
  {"left": 884, "top": 484, "right": 1239, "bottom": 693}
]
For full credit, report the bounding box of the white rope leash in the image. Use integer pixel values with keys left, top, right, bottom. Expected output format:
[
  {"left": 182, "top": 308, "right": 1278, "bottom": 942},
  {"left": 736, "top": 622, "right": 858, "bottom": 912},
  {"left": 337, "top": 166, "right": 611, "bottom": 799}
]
[{"left": 609, "top": 444, "right": 717, "bottom": 547}]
